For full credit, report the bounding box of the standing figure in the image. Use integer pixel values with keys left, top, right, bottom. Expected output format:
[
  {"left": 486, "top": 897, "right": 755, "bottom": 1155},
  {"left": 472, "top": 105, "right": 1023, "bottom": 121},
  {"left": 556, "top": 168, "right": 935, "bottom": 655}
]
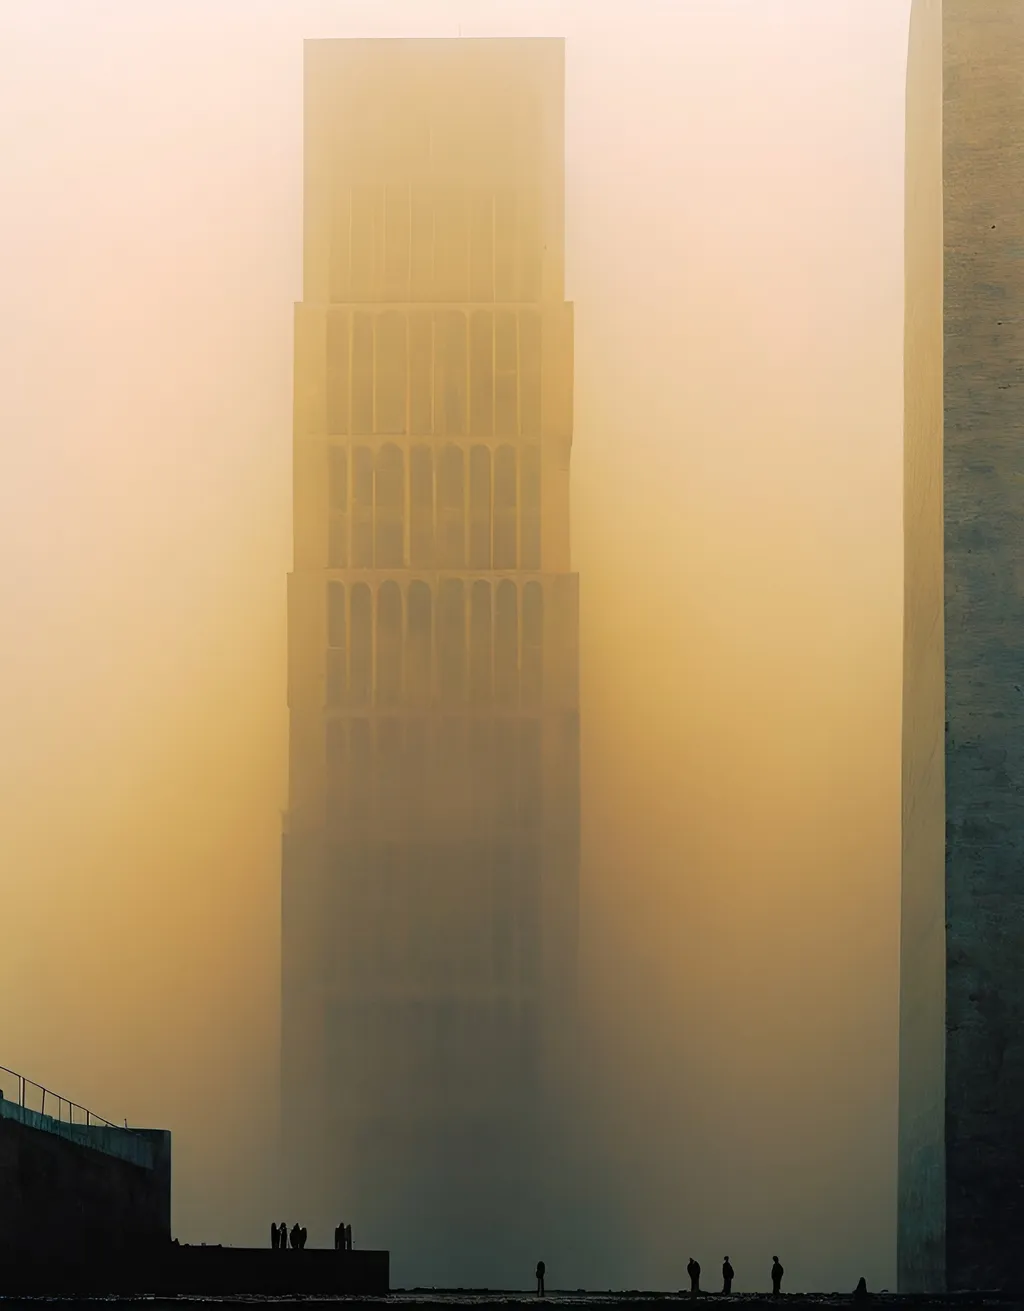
[
  {"left": 346, "top": 1224, "right": 353, "bottom": 1251},
  {"left": 536, "top": 1260, "right": 546, "bottom": 1296},
  {"left": 290, "top": 1223, "right": 301, "bottom": 1250},
  {"left": 300, "top": 1226, "right": 308, "bottom": 1250},
  {"left": 722, "top": 1257, "right": 734, "bottom": 1295},
  {"left": 271, "top": 1222, "right": 280, "bottom": 1250},
  {"left": 771, "top": 1256, "right": 784, "bottom": 1295},
  {"left": 687, "top": 1258, "right": 701, "bottom": 1295},
  {"left": 279, "top": 1221, "right": 288, "bottom": 1251}
]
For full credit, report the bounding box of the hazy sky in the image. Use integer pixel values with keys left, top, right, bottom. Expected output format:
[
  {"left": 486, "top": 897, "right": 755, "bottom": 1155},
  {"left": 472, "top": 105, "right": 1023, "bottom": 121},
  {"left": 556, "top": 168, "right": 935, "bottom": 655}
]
[{"left": 0, "top": 0, "right": 910, "bottom": 1291}]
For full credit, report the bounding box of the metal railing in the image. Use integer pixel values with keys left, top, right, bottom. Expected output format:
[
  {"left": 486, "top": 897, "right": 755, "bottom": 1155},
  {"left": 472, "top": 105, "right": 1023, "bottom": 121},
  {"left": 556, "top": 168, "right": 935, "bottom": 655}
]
[{"left": 0, "top": 1063, "right": 129, "bottom": 1132}]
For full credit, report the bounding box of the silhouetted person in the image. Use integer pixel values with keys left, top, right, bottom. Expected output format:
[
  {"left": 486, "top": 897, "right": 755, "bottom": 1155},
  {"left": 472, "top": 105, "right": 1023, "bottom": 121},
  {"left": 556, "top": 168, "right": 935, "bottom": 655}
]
[
  {"left": 271, "top": 1223, "right": 280, "bottom": 1250},
  {"left": 687, "top": 1258, "right": 701, "bottom": 1294},
  {"left": 279, "top": 1221, "right": 287, "bottom": 1252},
  {"left": 722, "top": 1258, "right": 734, "bottom": 1295},
  {"left": 853, "top": 1278, "right": 869, "bottom": 1302},
  {"left": 300, "top": 1226, "right": 308, "bottom": 1250},
  {"left": 771, "top": 1256, "right": 784, "bottom": 1295},
  {"left": 345, "top": 1224, "right": 353, "bottom": 1251},
  {"left": 290, "top": 1223, "right": 301, "bottom": 1250},
  {"left": 334, "top": 1223, "right": 341, "bottom": 1251},
  {"left": 536, "top": 1261, "right": 546, "bottom": 1296}
]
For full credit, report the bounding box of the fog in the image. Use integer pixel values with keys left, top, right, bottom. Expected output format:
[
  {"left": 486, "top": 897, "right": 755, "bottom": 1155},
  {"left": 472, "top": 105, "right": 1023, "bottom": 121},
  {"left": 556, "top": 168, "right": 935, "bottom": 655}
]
[{"left": 0, "top": 0, "right": 909, "bottom": 1292}]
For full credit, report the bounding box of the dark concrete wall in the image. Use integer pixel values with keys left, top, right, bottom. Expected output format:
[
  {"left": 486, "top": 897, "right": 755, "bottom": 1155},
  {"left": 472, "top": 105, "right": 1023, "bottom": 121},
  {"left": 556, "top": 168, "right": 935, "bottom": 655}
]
[
  {"left": 899, "top": 0, "right": 946, "bottom": 1293},
  {"left": 0, "top": 1107, "right": 171, "bottom": 1270},
  {"left": 942, "top": 0, "right": 1024, "bottom": 1292}
]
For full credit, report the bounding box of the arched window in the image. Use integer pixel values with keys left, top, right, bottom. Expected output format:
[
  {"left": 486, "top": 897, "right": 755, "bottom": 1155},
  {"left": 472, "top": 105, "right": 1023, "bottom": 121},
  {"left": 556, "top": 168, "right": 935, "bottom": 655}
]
[
  {"left": 405, "top": 717, "right": 428, "bottom": 831},
  {"left": 470, "top": 311, "right": 494, "bottom": 437},
  {"left": 349, "top": 718, "right": 372, "bottom": 837},
  {"left": 495, "top": 310, "right": 518, "bottom": 438},
  {"left": 405, "top": 581, "right": 432, "bottom": 708},
  {"left": 326, "top": 582, "right": 346, "bottom": 707},
  {"left": 435, "top": 311, "right": 466, "bottom": 436},
  {"left": 325, "top": 719, "right": 347, "bottom": 836},
  {"left": 377, "top": 717, "right": 404, "bottom": 827},
  {"left": 493, "top": 445, "right": 517, "bottom": 569},
  {"left": 410, "top": 445, "right": 434, "bottom": 567},
  {"left": 519, "top": 718, "right": 542, "bottom": 830},
  {"left": 328, "top": 446, "right": 348, "bottom": 568},
  {"left": 470, "top": 580, "right": 493, "bottom": 704},
  {"left": 326, "top": 311, "right": 350, "bottom": 436},
  {"left": 519, "top": 310, "right": 542, "bottom": 436},
  {"left": 438, "top": 578, "right": 465, "bottom": 706},
  {"left": 376, "top": 581, "right": 403, "bottom": 707},
  {"left": 469, "top": 445, "right": 492, "bottom": 569},
  {"left": 409, "top": 311, "right": 433, "bottom": 435},
  {"left": 352, "top": 446, "right": 374, "bottom": 567},
  {"left": 495, "top": 579, "right": 519, "bottom": 706},
  {"left": 437, "top": 444, "right": 465, "bottom": 569},
  {"left": 351, "top": 311, "right": 374, "bottom": 433},
  {"left": 470, "top": 718, "right": 492, "bottom": 831},
  {"left": 350, "top": 584, "right": 373, "bottom": 706},
  {"left": 375, "top": 311, "right": 407, "bottom": 435},
  {"left": 520, "top": 444, "right": 541, "bottom": 571},
  {"left": 522, "top": 581, "right": 543, "bottom": 707},
  {"left": 375, "top": 443, "right": 405, "bottom": 568}
]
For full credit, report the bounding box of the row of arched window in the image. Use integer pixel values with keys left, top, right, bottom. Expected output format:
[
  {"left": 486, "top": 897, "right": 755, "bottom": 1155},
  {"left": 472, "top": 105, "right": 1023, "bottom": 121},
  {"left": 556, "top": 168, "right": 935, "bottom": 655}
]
[
  {"left": 328, "top": 441, "right": 541, "bottom": 572},
  {"left": 321, "top": 307, "right": 542, "bottom": 439},
  {"left": 326, "top": 578, "right": 543, "bottom": 709},
  {"left": 328, "top": 184, "right": 544, "bottom": 308},
  {"left": 325, "top": 716, "right": 544, "bottom": 839}
]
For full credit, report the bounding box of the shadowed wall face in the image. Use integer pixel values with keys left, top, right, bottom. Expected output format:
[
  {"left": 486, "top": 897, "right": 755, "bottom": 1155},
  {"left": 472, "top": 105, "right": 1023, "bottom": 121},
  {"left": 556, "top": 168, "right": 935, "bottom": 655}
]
[
  {"left": 899, "top": 0, "right": 945, "bottom": 1293},
  {"left": 940, "top": 0, "right": 1024, "bottom": 1291},
  {"left": 282, "top": 38, "right": 578, "bottom": 1287}
]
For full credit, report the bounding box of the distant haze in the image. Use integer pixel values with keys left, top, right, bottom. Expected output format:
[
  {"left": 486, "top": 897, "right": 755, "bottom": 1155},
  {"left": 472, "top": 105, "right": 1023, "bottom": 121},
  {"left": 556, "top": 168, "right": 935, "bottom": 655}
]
[{"left": 0, "top": 0, "right": 909, "bottom": 1292}]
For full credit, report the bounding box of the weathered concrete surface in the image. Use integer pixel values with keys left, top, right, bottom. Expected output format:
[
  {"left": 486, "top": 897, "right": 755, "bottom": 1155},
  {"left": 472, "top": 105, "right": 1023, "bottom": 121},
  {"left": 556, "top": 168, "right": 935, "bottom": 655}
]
[
  {"left": 0, "top": 1103, "right": 170, "bottom": 1273},
  {"left": 899, "top": 0, "right": 946, "bottom": 1293},
  {"left": 941, "top": 0, "right": 1024, "bottom": 1292},
  {"left": 902, "top": 0, "right": 1024, "bottom": 1292}
]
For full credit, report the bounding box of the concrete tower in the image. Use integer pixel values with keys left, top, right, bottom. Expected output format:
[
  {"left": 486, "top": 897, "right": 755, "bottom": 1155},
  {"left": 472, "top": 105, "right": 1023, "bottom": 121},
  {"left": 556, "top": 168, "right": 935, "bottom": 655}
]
[
  {"left": 901, "top": 0, "right": 1024, "bottom": 1292},
  {"left": 281, "top": 38, "right": 579, "bottom": 1286}
]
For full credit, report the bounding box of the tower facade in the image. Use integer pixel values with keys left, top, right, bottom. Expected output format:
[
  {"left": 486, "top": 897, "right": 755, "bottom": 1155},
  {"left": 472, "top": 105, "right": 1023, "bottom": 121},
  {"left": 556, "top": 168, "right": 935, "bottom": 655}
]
[
  {"left": 901, "top": 0, "right": 1024, "bottom": 1292},
  {"left": 282, "top": 38, "right": 578, "bottom": 1286}
]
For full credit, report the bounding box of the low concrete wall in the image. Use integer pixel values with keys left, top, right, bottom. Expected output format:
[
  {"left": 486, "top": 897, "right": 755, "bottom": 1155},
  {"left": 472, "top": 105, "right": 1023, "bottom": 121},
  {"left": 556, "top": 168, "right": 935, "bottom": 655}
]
[{"left": 0, "top": 1099, "right": 170, "bottom": 1274}]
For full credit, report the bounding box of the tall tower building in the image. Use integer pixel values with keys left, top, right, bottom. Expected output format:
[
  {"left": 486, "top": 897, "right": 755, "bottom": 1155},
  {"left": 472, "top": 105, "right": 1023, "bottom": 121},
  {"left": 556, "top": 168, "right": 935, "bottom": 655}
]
[
  {"left": 901, "top": 0, "right": 1024, "bottom": 1292},
  {"left": 282, "top": 38, "right": 578, "bottom": 1286}
]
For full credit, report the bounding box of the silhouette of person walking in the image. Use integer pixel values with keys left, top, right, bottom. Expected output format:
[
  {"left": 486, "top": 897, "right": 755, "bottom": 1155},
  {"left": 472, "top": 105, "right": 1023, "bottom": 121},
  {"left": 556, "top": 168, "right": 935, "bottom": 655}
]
[
  {"left": 300, "top": 1226, "right": 308, "bottom": 1250},
  {"left": 687, "top": 1258, "right": 701, "bottom": 1294},
  {"left": 290, "top": 1223, "right": 301, "bottom": 1250},
  {"left": 271, "top": 1223, "right": 280, "bottom": 1250},
  {"left": 345, "top": 1224, "right": 353, "bottom": 1250},
  {"left": 279, "top": 1221, "right": 287, "bottom": 1252},
  {"left": 536, "top": 1261, "right": 546, "bottom": 1296},
  {"left": 853, "top": 1278, "right": 869, "bottom": 1302},
  {"left": 771, "top": 1256, "right": 784, "bottom": 1295},
  {"left": 722, "top": 1257, "right": 734, "bottom": 1295}
]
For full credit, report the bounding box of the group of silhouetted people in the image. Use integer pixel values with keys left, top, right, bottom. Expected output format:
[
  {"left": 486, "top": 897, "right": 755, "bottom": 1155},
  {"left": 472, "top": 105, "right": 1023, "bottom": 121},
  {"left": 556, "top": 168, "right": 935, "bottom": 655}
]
[
  {"left": 269, "top": 1221, "right": 355, "bottom": 1251},
  {"left": 684, "top": 1256, "right": 785, "bottom": 1295},
  {"left": 270, "top": 1222, "right": 307, "bottom": 1250}
]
